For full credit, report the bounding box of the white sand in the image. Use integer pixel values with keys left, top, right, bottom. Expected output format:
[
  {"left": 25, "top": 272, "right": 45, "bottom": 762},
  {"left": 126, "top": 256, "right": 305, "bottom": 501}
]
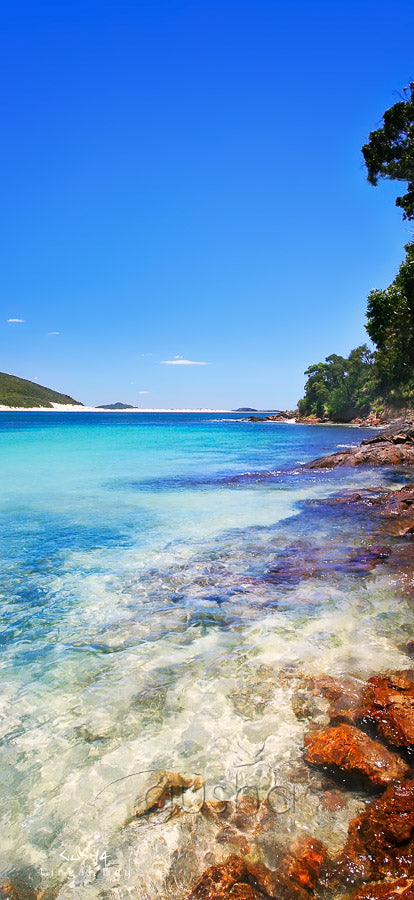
[{"left": 0, "top": 403, "right": 232, "bottom": 412}]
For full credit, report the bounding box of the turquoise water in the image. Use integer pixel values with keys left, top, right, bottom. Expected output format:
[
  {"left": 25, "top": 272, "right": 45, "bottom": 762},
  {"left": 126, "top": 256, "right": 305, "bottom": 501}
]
[{"left": 1, "top": 413, "right": 413, "bottom": 898}]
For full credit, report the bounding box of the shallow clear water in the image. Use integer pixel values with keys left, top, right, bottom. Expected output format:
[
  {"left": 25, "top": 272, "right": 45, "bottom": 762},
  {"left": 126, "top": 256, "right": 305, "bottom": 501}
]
[{"left": 1, "top": 413, "right": 413, "bottom": 897}]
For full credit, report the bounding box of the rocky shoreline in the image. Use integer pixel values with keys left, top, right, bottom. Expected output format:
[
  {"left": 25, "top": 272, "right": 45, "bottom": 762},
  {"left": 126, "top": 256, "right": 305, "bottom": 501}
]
[
  {"left": 307, "top": 421, "right": 414, "bottom": 469},
  {"left": 185, "top": 427, "right": 414, "bottom": 899},
  {"left": 246, "top": 412, "right": 414, "bottom": 429}
]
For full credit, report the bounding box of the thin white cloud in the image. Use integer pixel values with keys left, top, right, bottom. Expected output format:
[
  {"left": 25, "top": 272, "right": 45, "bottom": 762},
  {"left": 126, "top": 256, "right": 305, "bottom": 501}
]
[
  {"left": 138, "top": 390, "right": 150, "bottom": 394},
  {"left": 48, "top": 331, "right": 60, "bottom": 336},
  {"left": 161, "top": 357, "right": 207, "bottom": 366},
  {"left": 7, "top": 317, "right": 24, "bottom": 323}
]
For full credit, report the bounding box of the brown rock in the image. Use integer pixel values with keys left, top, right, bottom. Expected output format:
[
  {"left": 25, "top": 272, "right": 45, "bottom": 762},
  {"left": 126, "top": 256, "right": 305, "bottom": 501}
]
[
  {"left": 130, "top": 770, "right": 203, "bottom": 818},
  {"left": 297, "top": 674, "right": 364, "bottom": 725},
  {"left": 280, "top": 836, "right": 328, "bottom": 892},
  {"left": 335, "top": 780, "right": 414, "bottom": 884},
  {"left": 378, "top": 485, "right": 414, "bottom": 518},
  {"left": 407, "top": 642, "right": 414, "bottom": 657},
  {"left": 307, "top": 425, "right": 414, "bottom": 469},
  {"left": 188, "top": 839, "right": 328, "bottom": 899},
  {"left": 304, "top": 724, "right": 409, "bottom": 787},
  {"left": 362, "top": 673, "right": 414, "bottom": 749},
  {"left": 188, "top": 855, "right": 260, "bottom": 899},
  {"left": 187, "top": 854, "right": 308, "bottom": 899},
  {"left": 351, "top": 878, "right": 414, "bottom": 899},
  {"left": 308, "top": 444, "right": 414, "bottom": 469}
]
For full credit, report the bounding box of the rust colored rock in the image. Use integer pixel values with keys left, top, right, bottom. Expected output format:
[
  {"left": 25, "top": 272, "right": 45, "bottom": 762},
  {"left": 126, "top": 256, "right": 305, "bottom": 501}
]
[
  {"left": 188, "top": 845, "right": 328, "bottom": 899},
  {"left": 188, "top": 855, "right": 259, "bottom": 899},
  {"left": 335, "top": 780, "right": 414, "bottom": 885},
  {"left": 304, "top": 724, "right": 409, "bottom": 786},
  {"left": 280, "top": 836, "right": 328, "bottom": 892},
  {"left": 351, "top": 878, "right": 414, "bottom": 899},
  {"left": 362, "top": 672, "right": 414, "bottom": 749},
  {"left": 187, "top": 854, "right": 308, "bottom": 899}
]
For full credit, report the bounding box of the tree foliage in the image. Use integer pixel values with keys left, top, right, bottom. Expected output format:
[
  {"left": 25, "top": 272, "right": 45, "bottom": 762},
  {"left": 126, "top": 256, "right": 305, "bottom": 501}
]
[
  {"left": 298, "top": 346, "right": 376, "bottom": 421},
  {"left": 362, "top": 82, "right": 414, "bottom": 220},
  {"left": 366, "top": 242, "right": 414, "bottom": 404},
  {"left": 0, "top": 372, "right": 81, "bottom": 408}
]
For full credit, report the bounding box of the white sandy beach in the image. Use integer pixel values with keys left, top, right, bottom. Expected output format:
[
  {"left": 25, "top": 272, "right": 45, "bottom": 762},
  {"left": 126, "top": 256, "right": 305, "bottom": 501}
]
[{"left": 0, "top": 403, "right": 232, "bottom": 412}]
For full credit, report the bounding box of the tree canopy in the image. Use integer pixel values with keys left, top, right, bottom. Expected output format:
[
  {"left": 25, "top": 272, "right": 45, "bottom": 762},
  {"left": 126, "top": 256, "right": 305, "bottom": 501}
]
[
  {"left": 366, "top": 242, "right": 414, "bottom": 404},
  {"left": 298, "top": 346, "right": 375, "bottom": 421},
  {"left": 362, "top": 82, "right": 414, "bottom": 220}
]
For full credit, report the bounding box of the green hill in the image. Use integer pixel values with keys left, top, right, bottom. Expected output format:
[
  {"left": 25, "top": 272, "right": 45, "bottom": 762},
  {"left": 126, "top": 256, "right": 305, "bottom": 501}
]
[{"left": 0, "top": 372, "right": 82, "bottom": 408}]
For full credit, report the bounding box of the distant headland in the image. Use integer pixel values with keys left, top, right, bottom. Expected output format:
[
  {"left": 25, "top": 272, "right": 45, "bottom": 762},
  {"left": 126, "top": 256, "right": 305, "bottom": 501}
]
[{"left": 0, "top": 372, "right": 83, "bottom": 409}]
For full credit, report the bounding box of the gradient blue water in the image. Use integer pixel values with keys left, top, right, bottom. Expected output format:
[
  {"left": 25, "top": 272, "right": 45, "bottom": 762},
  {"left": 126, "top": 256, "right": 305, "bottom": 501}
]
[{"left": 1, "top": 413, "right": 413, "bottom": 897}]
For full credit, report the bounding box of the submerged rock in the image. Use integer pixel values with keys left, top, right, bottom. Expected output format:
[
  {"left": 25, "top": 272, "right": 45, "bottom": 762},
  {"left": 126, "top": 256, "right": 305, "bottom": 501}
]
[
  {"left": 334, "top": 780, "right": 414, "bottom": 885},
  {"left": 296, "top": 674, "right": 365, "bottom": 726},
  {"left": 279, "top": 836, "right": 328, "bottom": 892},
  {"left": 362, "top": 672, "right": 414, "bottom": 750},
  {"left": 130, "top": 770, "right": 203, "bottom": 819},
  {"left": 304, "top": 724, "right": 409, "bottom": 787},
  {"left": 188, "top": 855, "right": 263, "bottom": 899},
  {"left": 188, "top": 839, "right": 328, "bottom": 899},
  {"left": 320, "top": 788, "right": 348, "bottom": 811},
  {"left": 264, "top": 544, "right": 390, "bottom": 586},
  {"left": 351, "top": 878, "right": 414, "bottom": 899}
]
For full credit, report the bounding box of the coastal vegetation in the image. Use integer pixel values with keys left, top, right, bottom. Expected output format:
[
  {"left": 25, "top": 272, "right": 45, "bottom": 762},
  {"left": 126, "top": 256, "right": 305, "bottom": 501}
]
[
  {"left": 299, "top": 84, "right": 414, "bottom": 421},
  {"left": 0, "top": 372, "right": 81, "bottom": 408}
]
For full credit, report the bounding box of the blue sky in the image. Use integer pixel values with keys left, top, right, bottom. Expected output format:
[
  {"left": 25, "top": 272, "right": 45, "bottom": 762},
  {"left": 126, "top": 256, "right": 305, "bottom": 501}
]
[{"left": 1, "top": 0, "right": 413, "bottom": 408}]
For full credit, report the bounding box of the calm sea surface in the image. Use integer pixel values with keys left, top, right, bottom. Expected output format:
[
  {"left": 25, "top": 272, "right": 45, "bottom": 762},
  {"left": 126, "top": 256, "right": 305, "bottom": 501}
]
[{"left": 1, "top": 413, "right": 413, "bottom": 897}]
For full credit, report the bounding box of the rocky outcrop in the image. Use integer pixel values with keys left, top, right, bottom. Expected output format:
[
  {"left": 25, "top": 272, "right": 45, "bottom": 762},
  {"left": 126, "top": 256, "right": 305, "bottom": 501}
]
[
  {"left": 307, "top": 421, "right": 414, "bottom": 469},
  {"left": 361, "top": 673, "right": 414, "bottom": 750},
  {"left": 246, "top": 410, "right": 297, "bottom": 423},
  {"left": 304, "top": 724, "right": 409, "bottom": 787},
  {"left": 334, "top": 780, "right": 414, "bottom": 885}
]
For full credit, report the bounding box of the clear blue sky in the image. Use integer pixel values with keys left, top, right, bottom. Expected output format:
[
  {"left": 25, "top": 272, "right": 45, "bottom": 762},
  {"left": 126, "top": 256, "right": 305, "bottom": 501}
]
[{"left": 1, "top": 0, "right": 413, "bottom": 408}]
